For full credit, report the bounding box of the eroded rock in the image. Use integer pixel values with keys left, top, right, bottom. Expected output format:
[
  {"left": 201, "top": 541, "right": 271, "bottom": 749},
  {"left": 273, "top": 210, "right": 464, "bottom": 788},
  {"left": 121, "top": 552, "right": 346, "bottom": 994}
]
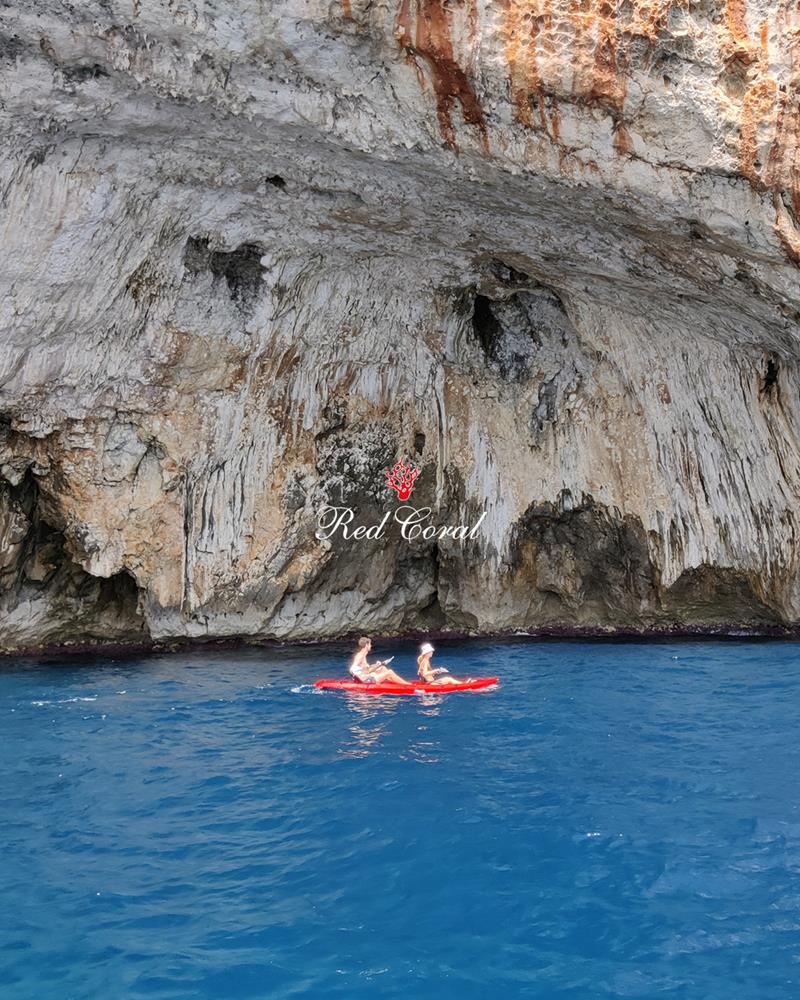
[{"left": 1, "top": 0, "right": 800, "bottom": 649}]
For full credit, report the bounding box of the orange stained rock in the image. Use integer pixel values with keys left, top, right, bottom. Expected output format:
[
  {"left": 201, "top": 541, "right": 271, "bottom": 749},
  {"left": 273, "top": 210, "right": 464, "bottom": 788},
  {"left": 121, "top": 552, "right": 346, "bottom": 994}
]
[
  {"left": 509, "top": 0, "right": 566, "bottom": 141},
  {"left": 726, "top": 0, "right": 752, "bottom": 44},
  {"left": 392, "top": 0, "right": 800, "bottom": 261},
  {"left": 503, "top": 0, "right": 545, "bottom": 130},
  {"left": 397, "top": 0, "right": 696, "bottom": 156},
  {"left": 501, "top": 0, "right": 639, "bottom": 149},
  {"left": 739, "top": 76, "right": 778, "bottom": 187},
  {"left": 729, "top": 2, "right": 800, "bottom": 263},
  {"left": 396, "top": 0, "right": 488, "bottom": 150},
  {"left": 763, "top": 13, "right": 800, "bottom": 219},
  {"left": 626, "top": 0, "right": 687, "bottom": 40},
  {"left": 723, "top": 0, "right": 766, "bottom": 188},
  {"left": 586, "top": 0, "right": 627, "bottom": 120}
]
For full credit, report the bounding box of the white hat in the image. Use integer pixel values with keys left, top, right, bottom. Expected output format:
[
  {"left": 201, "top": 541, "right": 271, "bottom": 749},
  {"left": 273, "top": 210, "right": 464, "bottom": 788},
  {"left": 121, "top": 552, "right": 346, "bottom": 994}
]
[{"left": 419, "top": 642, "right": 434, "bottom": 655}]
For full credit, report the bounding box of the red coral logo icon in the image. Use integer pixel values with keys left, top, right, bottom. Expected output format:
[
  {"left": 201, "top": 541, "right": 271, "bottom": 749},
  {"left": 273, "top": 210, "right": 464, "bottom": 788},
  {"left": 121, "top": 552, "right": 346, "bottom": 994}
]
[{"left": 384, "top": 457, "right": 420, "bottom": 502}]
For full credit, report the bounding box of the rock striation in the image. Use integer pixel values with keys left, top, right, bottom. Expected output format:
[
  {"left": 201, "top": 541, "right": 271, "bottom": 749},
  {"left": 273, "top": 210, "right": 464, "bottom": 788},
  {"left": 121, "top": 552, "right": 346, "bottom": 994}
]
[{"left": 2, "top": 0, "right": 800, "bottom": 649}]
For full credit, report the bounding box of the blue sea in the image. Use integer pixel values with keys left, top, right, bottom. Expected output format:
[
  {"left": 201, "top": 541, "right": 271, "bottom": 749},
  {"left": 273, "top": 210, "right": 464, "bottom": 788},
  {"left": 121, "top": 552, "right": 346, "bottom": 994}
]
[{"left": 2, "top": 639, "right": 800, "bottom": 999}]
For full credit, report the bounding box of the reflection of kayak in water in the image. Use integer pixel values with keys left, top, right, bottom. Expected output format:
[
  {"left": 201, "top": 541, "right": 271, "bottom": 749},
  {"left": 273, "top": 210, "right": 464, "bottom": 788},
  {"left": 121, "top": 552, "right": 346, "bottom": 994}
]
[{"left": 315, "top": 677, "right": 499, "bottom": 695}]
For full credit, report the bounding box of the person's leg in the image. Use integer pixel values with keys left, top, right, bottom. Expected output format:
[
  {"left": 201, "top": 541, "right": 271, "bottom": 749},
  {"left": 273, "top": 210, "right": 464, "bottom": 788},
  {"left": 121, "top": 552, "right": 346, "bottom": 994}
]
[{"left": 375, "top": 667, "right": 411, "bottom": 685}]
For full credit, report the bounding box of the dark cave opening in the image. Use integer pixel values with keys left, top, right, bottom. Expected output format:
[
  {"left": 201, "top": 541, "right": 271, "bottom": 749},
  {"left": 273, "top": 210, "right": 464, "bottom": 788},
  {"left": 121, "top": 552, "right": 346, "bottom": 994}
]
[
  {"left": 184, "top": 237, "right": 265, "bottom": 305},
  {"left": 209, "top": 243, "right": 264, "bottom": 301},
  {"left": 472, "top": 293, "right": 503, "bottom": 360},
  {"left": 761, "top": 357, "right": 780, "bottom": 399},
  {"left": 62, "top": 63, "right": 109, "bottom": 83},
  {"left": 0, "top": 470, "right": 148, "bottom": 646},
  {"left": 95, "top": 567, "right": 143, "bottom": 619},
  {"left": 470, "top": 287, "right": 568, "bottom": 382}
]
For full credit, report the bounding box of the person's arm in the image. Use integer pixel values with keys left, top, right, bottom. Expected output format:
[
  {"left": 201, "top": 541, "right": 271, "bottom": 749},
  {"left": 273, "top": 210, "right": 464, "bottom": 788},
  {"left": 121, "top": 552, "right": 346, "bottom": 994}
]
[{"left": 357, "top": 655, "right": 393, "bottom": 675}]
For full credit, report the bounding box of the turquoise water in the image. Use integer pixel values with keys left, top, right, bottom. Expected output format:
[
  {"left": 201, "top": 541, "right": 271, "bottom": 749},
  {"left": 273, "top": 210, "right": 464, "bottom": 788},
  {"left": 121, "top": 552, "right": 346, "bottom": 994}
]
[{"left": 1, "top": 639, "right": 800, "bottom": 999}]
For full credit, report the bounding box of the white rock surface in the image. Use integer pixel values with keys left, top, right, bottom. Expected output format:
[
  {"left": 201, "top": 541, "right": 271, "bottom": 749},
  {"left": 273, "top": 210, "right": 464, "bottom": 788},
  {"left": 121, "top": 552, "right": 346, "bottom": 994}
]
[{"left": 1, "top": 0, "right": 800, "bottom": 647}]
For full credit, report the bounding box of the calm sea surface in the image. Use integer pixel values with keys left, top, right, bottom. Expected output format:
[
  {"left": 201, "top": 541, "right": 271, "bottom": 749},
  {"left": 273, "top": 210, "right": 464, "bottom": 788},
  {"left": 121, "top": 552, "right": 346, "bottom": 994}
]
[{"left": 1, "top": 639, "right": 799, "bottom": 999}]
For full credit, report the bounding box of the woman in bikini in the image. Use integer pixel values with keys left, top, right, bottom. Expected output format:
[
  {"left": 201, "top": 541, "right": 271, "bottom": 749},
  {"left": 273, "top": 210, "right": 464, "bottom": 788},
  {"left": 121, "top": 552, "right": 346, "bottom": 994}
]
[{"left": 416, "top": 642, "right": 468, "bottom": 686}]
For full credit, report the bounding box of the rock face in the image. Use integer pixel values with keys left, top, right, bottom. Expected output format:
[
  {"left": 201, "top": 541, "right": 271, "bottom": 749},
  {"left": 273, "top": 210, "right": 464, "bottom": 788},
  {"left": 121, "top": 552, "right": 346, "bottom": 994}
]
[{"left": 2, "top": 0, "right": 800, "bottom": 649}]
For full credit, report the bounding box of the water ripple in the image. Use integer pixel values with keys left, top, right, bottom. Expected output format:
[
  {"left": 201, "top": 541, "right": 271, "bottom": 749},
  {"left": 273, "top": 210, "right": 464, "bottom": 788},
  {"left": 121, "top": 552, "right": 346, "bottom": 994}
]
[{"left": 1, "top": 640, "right": 800, "bottom": 998}]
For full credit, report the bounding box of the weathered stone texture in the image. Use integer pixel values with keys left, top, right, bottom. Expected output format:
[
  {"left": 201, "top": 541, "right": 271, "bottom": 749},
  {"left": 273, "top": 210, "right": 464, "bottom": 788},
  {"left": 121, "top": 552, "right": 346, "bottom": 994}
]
[{"left": 2, "top": 0, "right": 800, "bottom": 647}]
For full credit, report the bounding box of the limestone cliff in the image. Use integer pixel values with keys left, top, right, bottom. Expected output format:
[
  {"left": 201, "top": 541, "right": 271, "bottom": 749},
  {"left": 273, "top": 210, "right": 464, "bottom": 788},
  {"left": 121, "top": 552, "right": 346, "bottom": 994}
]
[{"left": 2, "top": 0, "right": 800, "bottom": 649}]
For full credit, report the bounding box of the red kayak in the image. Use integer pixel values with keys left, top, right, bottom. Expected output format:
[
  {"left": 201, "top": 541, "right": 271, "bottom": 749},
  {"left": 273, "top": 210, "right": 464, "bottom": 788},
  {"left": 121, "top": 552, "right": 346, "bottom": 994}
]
[{"left": 315, "top": 677, "right": 498, "bottom": 696}]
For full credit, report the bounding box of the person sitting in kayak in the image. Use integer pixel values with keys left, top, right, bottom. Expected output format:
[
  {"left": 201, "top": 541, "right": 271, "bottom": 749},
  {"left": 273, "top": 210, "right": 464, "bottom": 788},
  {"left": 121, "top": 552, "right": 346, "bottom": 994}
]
[
  {"left": 417, "top": 642, "right": 467, "bottom": 686},
  {"left": 349, "top": 636, "right": 411, "bottom": 685}
]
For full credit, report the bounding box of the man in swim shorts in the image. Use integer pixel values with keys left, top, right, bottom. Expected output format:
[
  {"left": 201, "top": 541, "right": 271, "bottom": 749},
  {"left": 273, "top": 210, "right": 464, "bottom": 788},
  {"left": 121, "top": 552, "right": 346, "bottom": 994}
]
[{"left": 349, "top": 636, "right": 411, "bottom": 685}]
